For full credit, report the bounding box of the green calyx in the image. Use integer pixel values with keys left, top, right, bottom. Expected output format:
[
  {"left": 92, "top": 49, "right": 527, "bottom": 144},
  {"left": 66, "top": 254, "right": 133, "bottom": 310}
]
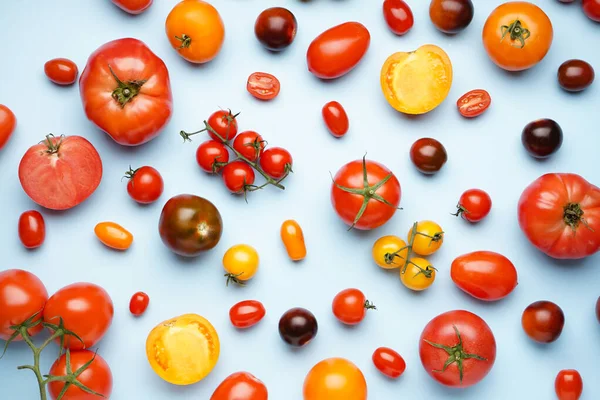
[
  {"left": 175, "top": 34, "right": 192, "bottom": 49},
  {"left": 364, "top": 300, "right": 377, "bottom": 310},
  {"left": 41, "top": 134, "right": 64, "bottom": 155},
  {"left": 563, "top": 202, "right": 585, "bottom": 230},
  {"left": 44, "top": 350, "right": 106, "bottom": 400},
  {"left": 109, "top": 65, "right": 146, "bottom": 108},
  {"left": 500, "top": 19, "right": 531, "bottom": 49}
]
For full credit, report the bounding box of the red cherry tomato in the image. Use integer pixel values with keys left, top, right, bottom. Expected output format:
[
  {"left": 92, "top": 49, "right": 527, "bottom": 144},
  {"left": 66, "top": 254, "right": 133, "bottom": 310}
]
[
  {"left": 111, "top": 0, "right": 153, "bottom": 15},
  {"left": 0, "top": 104, "right": 16, "bottom": 150},
  {"left": 129, "top": 292, "right": 150, "bottom": 316},
  {"left": 197, "top": 140, "right": 230, "bottom": 173},
  {"left": 457, "top": 89, "right": 491, "bottom": 118},
  {"left": 233, "top": 131, "right": 265, "bottom": 161},
  {"left": 372, "top": 347, "right": 406, "bottom": 378},
  {"left": 583, "top": 0, "right": 600, "bottom": 22},
  {"left": 125, "top": 166, "right": 164, "bottom": 204},
  {"left": 322, "top": 101, "right": 349, "bottom": 138},
  {"left": 229, "top": 300, "right": 266, "bottom": 329},
  {"left": 454, "top": 189, "right": 492, "bottom": 222},
  {"left": 222, "top": 161, "right": 256, "bottom": 193},
  {"left": 18, "top": 210, "right": 46, "bottom": 249},
  {"left": 555, "top": 369, "right": 583, "bottom": 400},
  {"left": 332, "top": 288, "right": 375, "bottom": 325},
  {"left": 44, "top": 58, "right": 78, "bottom": 86},
  {"left": 210, "top": 371, "right": 268, "bottom": 400},
  {"left": 383, "top": 0, "right": 414, "bottom": 35},
  {"left": 259, "top": 147, "right": 293, "bottom": 179},
  {"left": 247, "top": 72, "right": 281, "bottom": 100},
  {"left": 207, "top": 109, "right": 239, "bottom": 142},
  {"left": 48, "top": 350, "right": 113, "bottom": 400}
]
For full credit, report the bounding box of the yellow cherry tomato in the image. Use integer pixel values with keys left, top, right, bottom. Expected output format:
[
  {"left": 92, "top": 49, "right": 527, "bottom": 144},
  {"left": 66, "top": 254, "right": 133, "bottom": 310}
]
[
  {"left": 372, "top": 235, "right": 409, "bottom": 269},
  {"left": 222, "top": 244, "right": 259, "bottom": 285},
  {"left": 94, "top": 222, "right": 133, "bottom": 250},
  {"left": 407, "top": 221, "right": 444, "bottom": 256},
  {"left": 401, "top": 257, "right": 436, "bottom": 291},
  {"left": 146, "top": 313, "right": 220, "bottom": 385},
  {"left": 281, "top": 219, "right": 307, "bottom": 261}
]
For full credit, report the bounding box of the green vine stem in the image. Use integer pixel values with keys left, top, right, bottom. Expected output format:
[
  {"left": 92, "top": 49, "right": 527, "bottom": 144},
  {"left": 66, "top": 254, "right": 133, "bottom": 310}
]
[{"left": 383, "top": 222, "right": 444, "bottom": 274}]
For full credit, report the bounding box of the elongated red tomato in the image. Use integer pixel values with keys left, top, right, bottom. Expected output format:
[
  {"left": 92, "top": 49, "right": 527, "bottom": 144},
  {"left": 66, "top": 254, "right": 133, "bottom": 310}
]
[
  {"left": 0, "top": 104, "right": 16, "bottom": 150},
  {"left": 112, "top": 0, "right": 153, "bottom": 14},
  {"left": 210, "top": 372, "right": 268, "bottom": 400},
  {"left": 372, "top": 347, "right": 406, "bottom": 378},
  {"left": 44, "top": 58, "right": 78, "bottom": 85},
  {"left": 307, "top": 22, "right": 370, "bottom": 79},
  {"left": 130, "top": 292, "right": 150, "bottom": 316},
  {"left": 457, "top": 89, "right": 491, "bottom": 118},
  {"left": 80, "top": 38, "right": 173, "bottom": 146},
  {"left": 18, "top": 210, "right": 46, "bottom": 249},
  {"left": 247, "top": 72, "right": 280, "bottom": 100},
  {"left": 229, "top": 300, "right": 266, "bottom": 328},
  {"left": 383, "top": 0, "right": 414, "bottom": 35},
  {"left": 322, "top": 101, "right": 349, "bottom": 138},
  {"left": 451, "top": 251, "right": 518, "bottom": 301},
  {"left": 555, "top": 369, "right": 583, "bottom": 400}
]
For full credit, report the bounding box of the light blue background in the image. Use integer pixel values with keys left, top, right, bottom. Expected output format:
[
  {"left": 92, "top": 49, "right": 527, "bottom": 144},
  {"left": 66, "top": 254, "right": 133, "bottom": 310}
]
[{"left": 1, "top": 0, "right": 599, "bottom": 399}]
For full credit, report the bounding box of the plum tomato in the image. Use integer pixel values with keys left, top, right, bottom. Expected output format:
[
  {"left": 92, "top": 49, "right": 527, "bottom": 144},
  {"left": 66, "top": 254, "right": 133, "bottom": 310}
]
[
  {"left": 129, "top": 292, "right": 150, "bottom": 316},
  {"left": 222, "top": 161, "right": 256, "bottom": 194},
  {"left": 94, "top": 222, "right": 133, "bottom": 251},
  {"left": 372, "top": 347, "right": 406, "bottom": 379},
  {"left": 197, "top": 140, "right": 230, "bottom": 173},
  {"left": 332, "top": 288, "right": 375, "bottom": 325},
  {"left": 207, "top": 109, "right": 239, "bottom": 142},
  {"left": 111, "top": 0, "right": 153, "bottom": 15},
  {"left": 383, "top": 0, "right": 414, "bottom": 35},
  {"left": 521, "top": 119, "right": 563, "bottom": 158},
  {"left": 229, "top": 300, "right": 266, "bottom": 329},
  {"left": 372, "top": 235, "right": 409, "bottom": 269},
  {"left": 410, "top": 138, "right": 448, "bottom": 175},
  {"left": 48, "top": 350, "right": 113, "bottom": 400},
  {"left": 303, "top": 358, "right": 367, "bottom": 400},
  {"left": 259, "top": 147, "right": 293, "bottom": 179},
  {"left": 454, "top": 189, "right": 492, "bottom": 222},
  {"left": 430, "top": 0, "right": 474, "bottom": 34},
  {"left": 407, "top": 221, "right": 444, "bottom": 256},
  {"left": 0, "top": 104, "right": 16, "bottom": 150},
  {"left": 247, "top": 72, "right": 281, "bottom": 101},
  {"left": 558, "top": 59, "right": 595, "bottom": 92},
  {"left": 254, "top": 7, "right": 297, "bottom": 51},
  {"left": 322, "top": 101, "right": 349, "bottom": 138},
  {"left": 233, "top": 131, "right": 265, "bottom": 161},
  {"left": 222, "top": 244, "right": 260, "bottom": 286},
  {"left": 401, "top": 258, "right": 436, "bottom": 291},
  {"left": 211, "top": 372, "right": 268, "bottom": 400},
  {"left": 457, "top": 89, "right": 491, "bottom": 118},
  {"left": 555, "top": 369, "right": 583, "bottom": 400},
  {"left": 18, "top": 210, "right": 46, "bottom": 249},
  {"left": 521, "top": 300, "right": 565, "bottom": 343},
  {"left": 583, "top": 0, "right": 600, "bottom": 22},
  {"left": 125, "top": 166, "right": 164, "bottom": 204},
  {"left": 279, "top": 307, "right": 318, "bottom": 347},
  {"left": 44, "top": 58, "right": 78, "bottom": 86},
  {"left": 280, "top": 219, "right": 306, "bottom": 261}
]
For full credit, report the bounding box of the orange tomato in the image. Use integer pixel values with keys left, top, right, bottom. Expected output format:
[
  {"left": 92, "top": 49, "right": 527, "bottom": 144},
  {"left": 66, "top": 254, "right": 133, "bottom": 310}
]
[
  {"left": 482, "top": 2, "right": 553, "bottom": 71},
  {"left": 165, "top": 0, "right": 225, "bottom": 64},
  {"left": 0, "top": 104, "right": 16, "bottom": 150},
  {"left": 94, "top": 222, "right": 133, "bottom": 250},
  {"left": 281, "top": 219, "right": 306, "bottom": 261},
  {"left": 380, "top": 45, "right": 452, "bottom": 115},
  {"left": 303, "top": 358, "right": 367, "bottom": 400}
]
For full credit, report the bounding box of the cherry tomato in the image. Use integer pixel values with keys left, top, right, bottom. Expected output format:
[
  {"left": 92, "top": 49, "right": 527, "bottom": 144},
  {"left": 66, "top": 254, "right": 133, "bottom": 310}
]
[
  {"left": 555, "top": 369, "right": 583, "bottom": 400},
  {"left": 197, "top": 140, "right": 230, "bottom": 173},
  {"left": 0, "top": 104, "right": 16, "bottom": 150},
  {"left": 222, "top": 161, "right": 256, "bottom": 194},
  {"left": 558, "top": 59, "right": 595, "bottom": 92},
  {"left": 48, "top": 350, "right": 113, "bottom": 400},
  {"left": 223, "top": 244, "right": 260, "bottom": 286},
  {"left": 129, "top": 292, "right": 150, "bottom": 316},
  {"left": 407, "top": 221, "right": 444, "bottom": 256},
  {"left": 521, "top": 119, "right": 563, "bottom": 159},
  {"left": 332, "top": 288, "right": 375, "bottom": 325},
  {"left": 430, "top": 0, "right": 474, "bottom": 33},
  {"left": 303, "top": 358, "right": 367, "bottom": 400},
  {"left": 259, "top": 147, "right": 293, "bottom": 179},
  {"left": 233, "top": 131, "right": 265, "bottom": 161},
  {"left": 372, "top": 235, "right": 409, "bottom": 269},
  {"left": 44, "top": 58, "right": 78, "bottom": 86},
  {"left": 125, "top": 166, "right": 164, "bottom": 204},
  {"left": 111, "top": 0, "right": 153, "bottom": 14},
  {"left": 18, "top": 210, "right": 45, "bottom": 249},
  {"left": 583, "top": 0, "right": 600, "bottom": 22},
  {"left": 211, "top": 372, "right": 268, "bottom": 400},
  {"left": 521, "top": 300, "right": 565, "bottom": 343},
  {"left": 410, "top": 138, "right": 448, "bottom": 175},
  {"left": 247, "top": 72, "right": 281, "bottom": 101},
  {"left": 457, "top": 89, "right": 491, "bottom": 118},
  {"left": 0, "top": 269, "right": 48, "bottom": 341},
  {"left": 454, "top": 189, "right": 492, "bottom": 222},
  {"left": 401, "top": 258, "right": 436, "bottom": 291},
  {"left": 229, "top": 300, "right": 266, "bottom": 328},
  {"left": 43, "top": 282, "right": 114, "bottom": 350},
  {"left": 279, "top": 307, "right": 318, "bottom": 347},
  {"left": 383, "top": 0, "right": 414, "bottom": 35},
  {"left": 254, "top": 7, "right": 297, "bottom": 51},
  {"left": 322, "top": 101, "right": 349, "bottom": 138},
  {"left": 280, "top": 219, "right": 306, "bottom": 261},
  {"left": 207, "top": 109, "right": 239, "bottom": 142},
  {"left": 372, "top": 347, "right": 406, "bottom": 379},
  {"left": 94, "top": 222, "right": 133, "bottom": 251}
]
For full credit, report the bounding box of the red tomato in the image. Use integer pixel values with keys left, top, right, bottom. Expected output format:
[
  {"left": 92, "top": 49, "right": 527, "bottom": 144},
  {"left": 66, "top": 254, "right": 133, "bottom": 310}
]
[
  {"left": 451, "top": 251, "right": 518, "bottom": 301},
  {"left": 44, "top": 58, "right": 78, "bottom": 86},
  {"left": 210, "top": 371, "right": 268, "bottom": 400},
  {"left": 322, "top": 101, "right": 349, "bottom": 138},
  {"left": 259, "top": 147, "right": 293, "bottom": 179},
  {"left": 0, "top": 269, "right": 48, "bottom": 341},
  {"left": 0, "top": 104, "right": 16, "bottom": 150},
  {"left": 457, "top": 89, "right": 491, "bottom": 118},
  {"left": 79, "top": 38, "right": 173, "bottom": 146},
  {"left": 331, "top": 157, "right": 401, "bottom": 230},
  {"left": 112, "top": 0, "right": 153, "bottom": 14},
  {"left": 518, "top": 173, "right": 600, "bottom": 259},
  {"left": 229, "top": 300, "right": 266, "bottom": 329},
  {"left": 222, "top": 161, "right": 256, "bottom": 193},
  {"left": 18, "top": 135, "right": 102, "bottom": 210},
  {"left": 43, "top": 283, "right": 114, "bottom": 350},
  {"left": 583, "top": 0, "right": 600, "bottom": 22},
  {"left": 48, "top": 350, "right": 113, "bottom": 400},
  {"left": 454, "top": 189, "right": 492, "bottom": 222},
  {"left": 125, "top": 166, "right": 164, "bottom": 204},
  {"left": 420, "top": 310, "right": 496, "bottom": 388},
  {"left": 332, "top": 288, "right": 375, "bottom": 325},
  {"left": 207, "top": 109, "right": 239, "bottom": 142},
  {"left": 18, "top": 210, "right": 46, "bottom": 249},
  {"left": 247, "top": 72, "right": 281, "bottom": 100},
  {"left": 129, "top": 292, "right": 150, "bottom": 316},
  {"left": 233, "top": 131, "right": 265, "bottom": 161},
  {"left": 197, "top": 140, "right": 230, "bottom": 173},
  {"left": 372, "top": 347, "right": 406, "bottom": 378},
  {"left": 383, "top": 0, "right": 414, "bottom": 35},
  {"left": 555, "top": 369, "right": 583, "bottom": 400},
  {"left": 307, "top": 22, "right": 371, "bottom": 79}
]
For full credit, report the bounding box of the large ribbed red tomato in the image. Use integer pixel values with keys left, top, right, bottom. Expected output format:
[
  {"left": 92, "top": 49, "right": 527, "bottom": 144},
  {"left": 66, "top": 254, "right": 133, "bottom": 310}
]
[{"left": 210, "top": 372, "right": 268, "bottom": 400}]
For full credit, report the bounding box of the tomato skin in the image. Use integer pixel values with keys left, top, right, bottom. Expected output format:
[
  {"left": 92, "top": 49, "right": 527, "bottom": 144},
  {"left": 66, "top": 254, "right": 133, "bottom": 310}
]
[
  {"left": 383, "top": 0, "right": 414, "bottom": 35},
  {"left": 19, "top": 135, "right": 102, "bottom": 210},
  {"left": 451, "top": 251, "right": 518, "bottom": 301},
  {"left": 222, "top": 161, "right": 256, "bottom": 193},
  {"left": 126, "top": 166, "right": 164, "bottom": 204},
  {"left": 307, "top": 22, "right": 371, "bottom": 79},
  {"left": 303, "top": 358, "right": 367, "bottom": 400},
  {"left": 207, "top": 110, "right": 239, "bottom": 142},
  {"left": 521, "top": 300, "right": 565, "bottom": 343},
  {"left": 583, "top": 0, "right": 600, "bottom": 22},
  {"left": 48, "top": 350, "right": 113, "bottom": 400},
  {"left": 332, "top": 288, "right": 373, "bottom": 325},
  {"left": 247, "top": 72, "right": 281, "bottom": 100},
  {"left": 0, "top": 269, "right": 48, "bottom": 341},
  {"left": 129, "top": 292, "right": 150, "bottom": 316},
  {"left": 372, "top": 347, "right": 406, "bottom": 379},
  {"left": 322, "top": 101, "right": 349, "bottom": 138},
  {"left": 94, "top": 222, "right": 133, "bottom": 250},
  {"left": 197, "top": 140, "right": 230, "bottom": 173},
  {"left": 259, "top": 147, "right": 293, "bottom": 179},
  {"left": 280, "top": 219, "right": 306, "bottom": 261},
  {"left": 233, "top": 131, "right": 265, "bottom": 161},
  {"left": 43, "top": 283, "right": 114, "bottom": 350},
  {"left": 455, "top": 189, "right": 492, "bottom": 222},
  {"left": 111, "top": 0, "right": 153, "bottom": 14},
  {"left": 0, "top": 104, "right": 16, "bottom": 150},
  {"left": 44, "top": 58, "right": 78, "bottom": 86},
  {"left": 457, "top": 89, "right": 491, "bottom": 118},
  {"left": 229, "top": 300, "right": 266, "bottom": 329},
  {"left": 18, "top": 210, "right": 46, "bottom": 249},
  {"left": 211, "top": 371, "right": 268, "bottom": 400},
  {"left": 80, "top": 38, "right": 173, "bottom": 146},
  {"left": 555, "top": 369, "right": 583, "bottom": 400},
  {"left": 518, "top": 173, "right": 600, "bottom": 259}
]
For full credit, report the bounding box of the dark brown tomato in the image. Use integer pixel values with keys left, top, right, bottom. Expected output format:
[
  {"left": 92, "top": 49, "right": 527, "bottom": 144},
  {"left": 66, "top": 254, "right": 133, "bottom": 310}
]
[
  {"left": 521, "top": 119, "right": 563, "bottom": 159},
  {"left": 254, "top": 7, "right": 297, "bottom": 51},
  {"left": 429, "top": 0, "right": 474, "bottom": 34},
  {"left": 596, "top": 297, "right": 600, "bottom": 323},
  {"left": 158, "top": 194, "right": 223, "bottom": 257},
  {"left": 278, "top": 307, "right": 318, "bottom": 347},
  {"left": 521, "top": 301, "right": 565, "bottom": 343},
  {"left": 410, "top": 138, "right": 448, "bottom": 174},
  {"left": 557, "top": 59, "right": 595, "bottom": 92}
]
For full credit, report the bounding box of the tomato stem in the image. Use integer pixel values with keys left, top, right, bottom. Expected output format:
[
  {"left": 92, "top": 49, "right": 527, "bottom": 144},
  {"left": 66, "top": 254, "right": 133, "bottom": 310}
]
[
  {"left": 500, "top": 19, "right": 530, "bottom": 49},
  {"left": 451, "top": 204, "right": 469, "bottom": 219},
  {"left": 108, "top": 65, "right": 146, "bottom": 108},
  {"left": 563, "top": 203, "right": 591, "bottom": 231},
  {"left": 364, "top": 300, "right": 377, "bottom": 310},
  {"left": 225, "top": 272, "right": 246, "bottom": 287},
  {"left": 174, "top": 34, "right": 192, "bottom": 49}
]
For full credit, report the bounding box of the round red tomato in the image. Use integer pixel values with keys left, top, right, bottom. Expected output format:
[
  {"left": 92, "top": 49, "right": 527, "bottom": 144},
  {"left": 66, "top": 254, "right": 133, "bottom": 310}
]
[
  {"left": 19, "top": 135, "right": 102, "bottom": 210},
  {"left": 0, "top": 104, "right": 16, "bottom": 150},
  {"left": 111, "top": 0, "right": 153, "bottom": 14},
  {"left": 555, "top": 369, "right": 583, "bottom": 400},
  {"left": 222, "top": 161, "right": 256, "bottom": 193},
  {"left": 518, "top": 173, "right": 600, "bottom": 259},
  {"left": 420, "top": 310, "right": 496, "bottom": 387},
  {"left": 331, "top": 157, "right": 401, "bottom": 230},
  {"left": 233, "top": 131, "right": 265, "bottom": 161},
  {"left": 197, "top": 140, "right": 230, "bottom": 173},
  {"left": 259, "top": 147, "right": 292, "bottom": 179},
  {"left": 125, "top": 166, "right": 164, "bottom": 204},
  {"left": 372, "top": 347, "right": 406, "bottom": 378},
  {"left": 230, "top": 300, "right": 266, "bottom": 329},
  {"left": 383, "top": 0, "right": 414, "bottom": 35},
  {"left": 457, "top": 89, "right": 491, "bottom": 118},
  {"left": 247, "top": 72, "right": 281, "bottom": 100},
  {"left": 307, "top": 22, "right": 371, "bottom": 79},
  {"left": 207, "top": 109, "right": 239, "bottom": 142},
  {"left": 129, "top": 292, "right": 150, "bottom": 316},
  {"left": 332, "top": 288, "right": 375, "bottom": 325},
  {"left": 322, "top": 101, "right": 349, "bottom": 138},
  {"left": 18, "top": 210, "right": 46, "bottom": 249},
  {"left": 43, "top": 283, "right": 114, "bottom": 350},
  {"left": 454, "top": 189, "right": 492, "bottom": 222},
  {"left": 583, "top": 0, "right": 600, "bottom": 22},
  {"left": 48, "top": 350, "right": 113, "bottom": 400},
  {"left": 79, "top": 38, "right": 173, "bottom": 146},
  {"left": 44, "top": 58, "right": 78, "bottom": 86},
  {"left": 0, "top": 269, "right": 48, "bottom": 341},
  {"left": 210, "top": 371, "right": 268, "bottom": 400}
]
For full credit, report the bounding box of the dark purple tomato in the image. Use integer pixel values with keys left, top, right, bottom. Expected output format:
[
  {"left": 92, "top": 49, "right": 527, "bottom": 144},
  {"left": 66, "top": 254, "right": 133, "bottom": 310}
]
[
  {"left": 557, "top": 0, "right": 575, "bottom": 3},
  {"left": 596, "top": 296, "right": 600, "bottom": 324},
  {"left": 557, "top": 59, "right": 595, "bottom": 92},
  {"left": 429, "top": 0, "right": 474, "bottom": 34},
  {"left": 521, "top": 119, "right": 563, "bottom": 159},
  {"left": 278, "top": 307, "right": 318, "bottom": 347},
  {"left": 410, "top": 138, "right": 448, "bottom": 175},
  {"left": 521, "top": 301, "right": 565, "bottom": 343},
  {"left": 254, "top": 7, "right": 297, "bottom": 51}
]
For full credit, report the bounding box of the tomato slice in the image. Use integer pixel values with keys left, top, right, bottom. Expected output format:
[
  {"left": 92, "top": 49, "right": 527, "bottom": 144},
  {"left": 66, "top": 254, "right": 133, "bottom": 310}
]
[
  {"left": 247, "top": 72, "right": 281, "bottom": 100},
  {"left": 457, "top": 89, "right": 491, "bottom": 118}
]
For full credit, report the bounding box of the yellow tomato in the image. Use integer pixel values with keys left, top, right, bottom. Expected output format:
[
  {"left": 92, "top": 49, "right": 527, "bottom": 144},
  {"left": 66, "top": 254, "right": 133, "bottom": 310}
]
[
  {"left": 372, "top": 235, "right": 409, "bottom": 269},
  {"left": 281, "top": 219, "right": 307, "bottom": 261},
  {"left": 222, "top": 244, "right": 259, "bottom": 285},
  {"left": 401, "top": 257, "right": 436, "bottom": 291},
  {"left": 146, "top": 313, "right": 220, "bottom": 385},
  {"left": 407, "top": 221, "right": 444, "bottom": 256},
  {"left": 303, "top": 358, "right": 367, "bottom": 400}
]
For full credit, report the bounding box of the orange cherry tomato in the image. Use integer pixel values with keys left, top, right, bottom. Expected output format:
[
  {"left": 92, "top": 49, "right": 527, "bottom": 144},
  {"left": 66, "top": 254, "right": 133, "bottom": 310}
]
[
  {"left": 482, "top": 2, "right": 553, "bottom": 71},
  {"left": 457, "top": 89, "right": 491, "bottom": 118},
  {"left": 165, "top": 0, "right": 225, "bottom": 64},
  {"left": 280, "top": 219, "right": 307, "bottom": 261},
  {"left": 322, "top": 101, "right": 349, "bottom": 138},
  {"left": 94, "top": 222, "right": 133, "bottom": 250},
  {"left": 0, "top": 104, "right": 16, "bottom": 150},
  {"left": 211, "top": 371, "right": 268, "bottom": 400},
  {"left": 303, "top": 358, "right": 367, "bottom": 400},
  {"left": 247, "top": 72, "right": 281, "bottom": 100},
  {"left": 18, "top": 210, "right": 46, "bottom": 249},
  {"left": 111, "top": 0, "right": 153, "bottom": 15},
  {"left": 44, "top": 58, "right": 78, "bottom": 86}
]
